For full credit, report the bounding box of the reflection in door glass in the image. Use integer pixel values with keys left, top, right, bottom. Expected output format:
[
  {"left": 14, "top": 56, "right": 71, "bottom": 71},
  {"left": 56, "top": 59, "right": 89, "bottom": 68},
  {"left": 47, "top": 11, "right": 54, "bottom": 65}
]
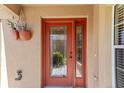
[
  {"left": 76, "top": 26, "right": 82, "bottom": 78},
  {"left": 50, "top": 26, "right": 67, "bottom": 77}
]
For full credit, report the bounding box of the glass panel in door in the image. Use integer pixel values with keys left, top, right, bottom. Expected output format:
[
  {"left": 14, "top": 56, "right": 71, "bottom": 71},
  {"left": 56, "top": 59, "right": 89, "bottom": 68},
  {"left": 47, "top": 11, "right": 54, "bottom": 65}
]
[
  {"left": 50, "top": 26, "right": 67, "bottom": 77},
  {"left": 76, "top": 25, "right": 83, "bottom": 78}
]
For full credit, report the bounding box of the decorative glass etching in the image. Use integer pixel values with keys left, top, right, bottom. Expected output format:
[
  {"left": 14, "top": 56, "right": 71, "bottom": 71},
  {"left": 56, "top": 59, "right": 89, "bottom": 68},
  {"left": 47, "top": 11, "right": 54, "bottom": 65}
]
[
  {"left": 50, "top": 26, "right": 67, "bottom": 77},
  {"left": 76, "top": 26, "right": 83, "bottom": 78}
]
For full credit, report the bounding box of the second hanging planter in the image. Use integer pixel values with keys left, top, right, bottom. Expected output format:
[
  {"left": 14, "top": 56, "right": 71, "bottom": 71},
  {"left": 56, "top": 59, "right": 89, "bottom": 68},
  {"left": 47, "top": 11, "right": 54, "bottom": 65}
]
[
  {"left": 19, "top": 30, "right": 32, "bottom": 40},
  {"left": 11, "top": 28, "right": 19, "bottom": 40}
]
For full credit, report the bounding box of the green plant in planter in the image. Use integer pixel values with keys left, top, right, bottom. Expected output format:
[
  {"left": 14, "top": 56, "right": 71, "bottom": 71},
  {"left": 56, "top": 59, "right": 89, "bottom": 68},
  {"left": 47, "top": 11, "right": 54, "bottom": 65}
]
[
  {"left": 7, "top": 20, "right": 20, "bottom": 40},
  {"left": 7, "top": 20, "right": 17, "bottom": 30},
  {"left": 16, "top": 20, "right": 28, "bottom": 31},
  {"left": 53, "top": 51, "right": 64, "bottom": 67},
  {"left": 7, "top": 18, "right": 28, "bottom": 31}
]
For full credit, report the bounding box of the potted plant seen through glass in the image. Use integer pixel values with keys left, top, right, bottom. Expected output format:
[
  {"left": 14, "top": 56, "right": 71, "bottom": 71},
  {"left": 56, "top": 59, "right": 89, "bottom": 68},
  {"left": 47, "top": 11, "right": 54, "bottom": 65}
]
[{"left": 53, "top": 51, "right": 64, "bottom": 67}]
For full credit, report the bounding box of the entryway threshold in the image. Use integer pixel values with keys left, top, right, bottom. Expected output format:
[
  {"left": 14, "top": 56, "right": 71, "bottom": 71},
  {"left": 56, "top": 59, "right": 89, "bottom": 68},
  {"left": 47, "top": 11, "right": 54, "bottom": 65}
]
[{"left": 44, "top": 86, "right": 73, "bottom": 88}]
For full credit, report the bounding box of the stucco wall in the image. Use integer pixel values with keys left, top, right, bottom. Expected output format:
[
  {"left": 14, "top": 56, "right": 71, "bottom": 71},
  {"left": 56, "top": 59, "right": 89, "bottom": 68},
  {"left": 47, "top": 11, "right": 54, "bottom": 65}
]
[
  {"left": 0, "top": 4, "right": 20, "bottom": 88},
  {"left": 93, "top": 5, "right": 112, "bottom": 88},
  {"left": 2, "top": 5, "right": 113, "bottom": 88},
  {"left": 98, "top": 5, "right": 112, "bottom": 87},
  {"left": 104, "top": 5, "right": 112, "bottom": 87}
]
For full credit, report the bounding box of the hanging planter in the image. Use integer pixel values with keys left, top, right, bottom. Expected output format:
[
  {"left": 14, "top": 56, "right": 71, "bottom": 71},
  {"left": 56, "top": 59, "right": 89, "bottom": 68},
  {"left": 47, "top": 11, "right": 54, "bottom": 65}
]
[
  {"left": 17, "top": 9, "right": 32, "bottom": 40},
  {"left": 17, "top": 21, "right": 32, "bottom": 40},
  {"left": 7, "top": 8, "right": 32, "bottom": 41},
  {"left": 11, "top": 28, "right": 19, "bottom": 40},
  {"left": 19, "top": 30, "right": 31, "bottom": 40},
  {"left": 7, "top": 20, "right": 19, "bottom": 40}
]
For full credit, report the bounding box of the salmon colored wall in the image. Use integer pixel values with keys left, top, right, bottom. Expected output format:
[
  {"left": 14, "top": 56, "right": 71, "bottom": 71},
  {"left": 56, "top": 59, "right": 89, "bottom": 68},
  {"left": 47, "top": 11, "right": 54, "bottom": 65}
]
[
  {"left": 24, "top": 5, "right": 94, "bottom": 88},
  {"left": 2, "top": 4, "right": 113, "bottom": 88},
  {"left": 92, "top": 5, "right": 99, "bottom": 87}
]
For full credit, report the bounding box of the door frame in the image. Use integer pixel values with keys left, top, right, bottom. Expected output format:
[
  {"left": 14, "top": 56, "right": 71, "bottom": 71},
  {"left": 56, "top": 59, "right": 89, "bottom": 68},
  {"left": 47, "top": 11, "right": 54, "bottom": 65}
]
[{"left": 41, "top": 18, "right": 87, "bottom": 88}]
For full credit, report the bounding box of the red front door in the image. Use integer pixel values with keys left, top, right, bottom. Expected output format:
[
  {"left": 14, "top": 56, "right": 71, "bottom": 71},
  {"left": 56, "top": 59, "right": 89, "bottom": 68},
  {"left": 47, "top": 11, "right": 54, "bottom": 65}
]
[
  {"left": 42, "top": 18, "right": 86, "bottom": 87},
  {"left": 46, "top": 22, "right": 73, "bottom": 86}
]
